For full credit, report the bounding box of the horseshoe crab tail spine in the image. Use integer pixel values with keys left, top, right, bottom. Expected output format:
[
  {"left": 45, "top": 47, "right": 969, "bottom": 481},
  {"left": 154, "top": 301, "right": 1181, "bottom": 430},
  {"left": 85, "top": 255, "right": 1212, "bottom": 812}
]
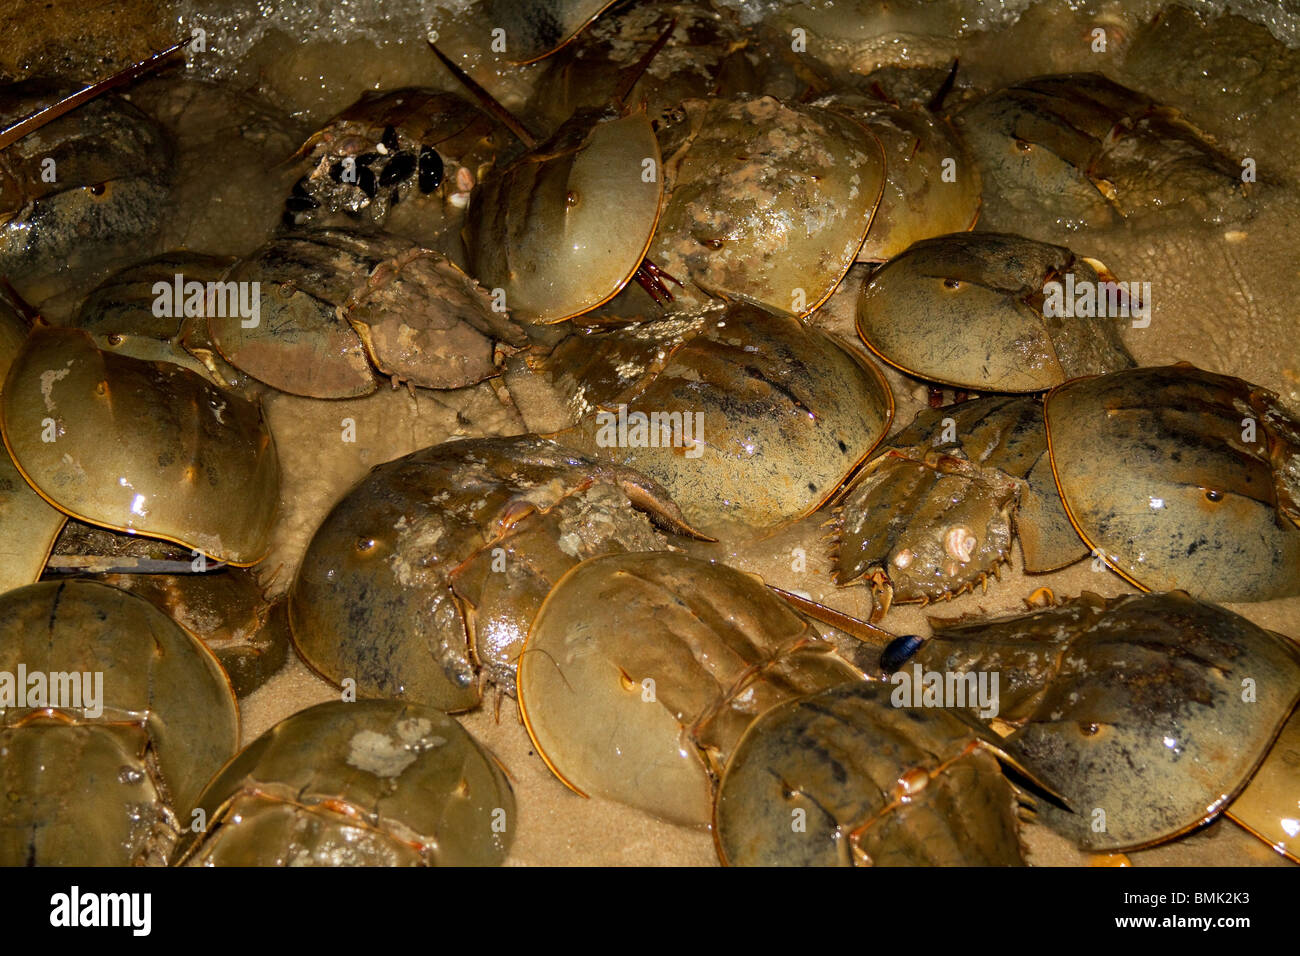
[
  {"left": 926, "top": 58, "right": 961, "bottom": 113},
  {"left": 0, "top": 37, "right": 193, "bottom": 151},
  {"left": 766, "top": 584, "right": 893, "bottom": 648},
  {"left": 427, "top": 41, "right": 538, "bottom": 149},
  {"left": 612, "top": 17, "right": 677, "bottom": 110}
]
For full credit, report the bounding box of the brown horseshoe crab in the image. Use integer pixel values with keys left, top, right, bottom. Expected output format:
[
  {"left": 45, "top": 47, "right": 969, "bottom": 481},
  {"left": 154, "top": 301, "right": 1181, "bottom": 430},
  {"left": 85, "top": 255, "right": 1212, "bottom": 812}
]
[
  {"left": 833, "top": 394, "right": 1086, "bottom": 617},
  {"left": 208, "top": 228, "right": 527, "bottom": 397},
  {"left": 1, "top": 325, "right": 280, "bottom": 565},
  {"left": 1044, "top": 364, "right": 1300, "bottom": 602},
  {"left": 174, "top": 699, "right": 514, "bottom": 866},
  {"left": 42, "top": 519, "right": 290, "bottom": 697},
  {"left": 73, "top": 250, "right": 257, "bottom": 398},
  {"left": 714, "top": 680, "right": 1029, "bottom": 866},
  {"left": 0, "top": 81, "right": 173, "bottom": 282},
  {"left": 289, "top": 435, "right": 705, "bottom": 711},
  {"left": 512, "top": 302, "right": 894, "bottom": 537},
  {"left": 856, "top": 232, "right": 1135, "bottom": 393},
  {"left": 0, "top": 580, "right": 239, "bottom": 865},
  {"left": 483, "top": 0, "right": 621, "bottom": 64},
  {"left": 816, "top": 93, "right": 982, "bottom": 263},
  {"left": 462, "top": 106, "right": 665, "bottom": 324},
  {"left": 0, "top": 300, "right": 64, "bottom": 594},
  {"left": 953, "top": 73, "right": 1252, "bottom": 230},
  {"left": 900, "top": 591, "right": 1300, "bottom": 851},
  {"left": 647, "top": 95, "right": 886, "bottom": 317},
  {"left": 526, "top": 2, "right": 762, "bottom": 131},
  {"left": 1225, "top": 704, "right": 1300, "bottom": 862},
  {"left": 517, "top": 551, "right": 864, "bottom": 826}
]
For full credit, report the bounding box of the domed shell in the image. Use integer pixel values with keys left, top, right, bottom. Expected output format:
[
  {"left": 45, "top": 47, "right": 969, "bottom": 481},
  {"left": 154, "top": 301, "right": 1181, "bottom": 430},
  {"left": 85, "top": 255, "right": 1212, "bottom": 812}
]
[
  {"left": 175, "top": 699, "right": 514, "bottom": 866},
  {"left": 1045, "top": 364, "right": 1300, "bottom": 602},
  {"left": 856, "top": 232, "right": 1134, "bottom": 392},
  {"left": 1, "top": 326, "right": 280, "bottom": 565}
]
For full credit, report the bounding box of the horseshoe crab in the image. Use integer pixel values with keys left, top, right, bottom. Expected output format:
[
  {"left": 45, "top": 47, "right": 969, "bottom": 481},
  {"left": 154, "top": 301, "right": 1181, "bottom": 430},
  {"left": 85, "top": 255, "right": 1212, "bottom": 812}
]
[
  {"left": 902, "top": 591, "right": 1300, "bottom": 851},
  {"left": 526, "top": 2, "right": 761, "bottom": 131},
  {"left": 647, "top": 95, "right": 885, "bottom": 317},
  {"left": 816, "top": 94, "right": 982, "bottom": 262},
  {"left": 833, "top": 395, "right": 1086, "bottom": 616},
  {"left": 0, "top": 580, "right": 239, "bottom": 866},
  {"left": 73, "top": 250, "right": 257, "bottom": 397},
  {"left": 0, "top": 300, "right": 64, "bottom": 594},
  {"left": 714, "top": 681, "right": 1028, "bottom": 866},
  {"left": 209, "top": 228, "right": 527, "bottom": 397},
  {"left": 42, "top": 520, "right": 288, "bottom": 697},
  {"left": 1225, "top": 705, "right": 1300, "bottom": 862},
  {"left": 954, "top": 73, "right": 1251, "bottom": 229},
  {"left": 1044, "top": 364, "right": 1300, "bottom": 602},
  {"left": 515, "top": 302, "right": 893, "bottom": 537},
  {"left": 856, "top": 232, "right": 1135, "bottom": 392},
  {"left": 290, "top": 435, "right": 705, "bottom": 711},
  {"left": 174, "top": 699, "right": 514, "bottom": 866},
  {"left": 517, "top": 551, "right": 863, "bottom": 826},
  {"left": 0, "top": 82, "right": 173, "bottom": 280},
  {"left": 483, "top": 0, "right": 620, "bottom": 64},
  {"left": 283, "top": 89, "right": 502, "bottom": 237},
  {"left": 0, "top": 325, "right": 280, "bottom": 565},
  {"left": 462, "top": 105, "right": 665, "bottom": 323}
]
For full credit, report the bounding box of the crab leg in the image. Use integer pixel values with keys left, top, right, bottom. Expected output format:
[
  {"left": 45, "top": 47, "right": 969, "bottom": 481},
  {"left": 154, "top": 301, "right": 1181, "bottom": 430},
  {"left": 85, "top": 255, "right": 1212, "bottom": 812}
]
[{"left": 633, "top": 257, "right": 683, "bottom": 306}]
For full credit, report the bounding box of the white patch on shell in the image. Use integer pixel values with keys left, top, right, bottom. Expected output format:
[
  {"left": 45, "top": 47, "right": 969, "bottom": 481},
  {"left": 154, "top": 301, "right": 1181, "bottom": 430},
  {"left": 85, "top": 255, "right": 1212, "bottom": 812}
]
[
  {"left": 59, "top": 453, "right": 87, "bottom": 480},
  {"left": 346, "top": 719, "right": 446, "bottom": 778},
  {"left": 944, "top": 525, "right": 977, "bottom": 564},
  {"left": 40, "top": 366, "right": 71, "bottom": 411},
  {"left": 893, "top": 548, "right": 914, "bottom": 569}
]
